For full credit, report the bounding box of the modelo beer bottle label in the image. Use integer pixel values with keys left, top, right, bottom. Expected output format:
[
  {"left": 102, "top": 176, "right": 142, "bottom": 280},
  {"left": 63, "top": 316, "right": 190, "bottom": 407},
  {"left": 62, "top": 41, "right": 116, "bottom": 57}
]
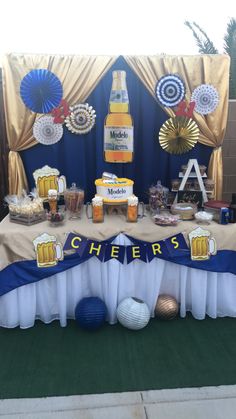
[
  {"left": 104, "top": 70, "right": 134, "bottom": 162},
  {"left": 104, "top": 126, "right": 133, "bottom": 151},
  {"left": 109, "top": 90, "right": 129, "bottom": 103}
]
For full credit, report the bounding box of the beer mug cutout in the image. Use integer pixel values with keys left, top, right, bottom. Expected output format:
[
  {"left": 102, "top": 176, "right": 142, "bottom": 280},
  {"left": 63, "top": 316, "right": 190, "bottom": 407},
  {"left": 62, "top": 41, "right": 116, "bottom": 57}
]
[
  {"left": 189, "top": 227, "right": 217, "bottom": 261},
  {"left": 33, "top": 165, "right": 66, "bottom": 198},
  {"left": 33, "top": 233, "right": 64, "bottom": 268}
]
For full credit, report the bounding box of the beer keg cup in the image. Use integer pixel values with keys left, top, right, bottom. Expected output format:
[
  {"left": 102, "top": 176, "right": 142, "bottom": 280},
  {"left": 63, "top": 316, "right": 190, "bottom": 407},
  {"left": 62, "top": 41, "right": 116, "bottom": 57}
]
[
  {"left": 86, "top": 196, "right": 104, "bottom": 223},
  {"left": 127, "top": 196, "right": 144, "bottom": 222}
]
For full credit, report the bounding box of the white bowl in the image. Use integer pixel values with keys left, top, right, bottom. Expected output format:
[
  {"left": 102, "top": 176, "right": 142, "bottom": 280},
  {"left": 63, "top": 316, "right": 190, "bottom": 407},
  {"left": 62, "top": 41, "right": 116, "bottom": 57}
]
[{"left": 194, "top": 211, "right": 213, "bottom": 224}]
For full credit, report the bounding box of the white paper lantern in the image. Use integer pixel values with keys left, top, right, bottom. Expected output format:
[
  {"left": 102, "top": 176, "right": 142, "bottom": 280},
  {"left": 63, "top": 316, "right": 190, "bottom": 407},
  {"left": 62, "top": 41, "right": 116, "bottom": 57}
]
[{"left": 116, "top": 297, "right": 150, "bottom": 330}]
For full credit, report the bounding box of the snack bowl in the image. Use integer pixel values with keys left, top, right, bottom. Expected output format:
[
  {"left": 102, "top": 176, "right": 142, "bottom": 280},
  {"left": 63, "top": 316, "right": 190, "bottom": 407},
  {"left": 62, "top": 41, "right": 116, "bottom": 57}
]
[
  {"left": 171, "top": 202, "right": 197, "bottom": 220},
  {"left": 194, "top": 211, "right": 213, "bottom": 225}
]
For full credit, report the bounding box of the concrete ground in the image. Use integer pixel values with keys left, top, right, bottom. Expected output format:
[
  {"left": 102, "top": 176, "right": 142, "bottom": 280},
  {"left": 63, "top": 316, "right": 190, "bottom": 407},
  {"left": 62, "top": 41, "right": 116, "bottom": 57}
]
[{"left": 1, "top": 385, "right": 236, "bottom": 419}]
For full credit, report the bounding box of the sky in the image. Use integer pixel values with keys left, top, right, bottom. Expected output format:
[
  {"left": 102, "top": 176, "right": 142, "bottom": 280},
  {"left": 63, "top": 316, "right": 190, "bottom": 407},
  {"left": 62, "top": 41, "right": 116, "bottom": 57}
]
[{"left": 0, "top": 0, "right": 235, "bottom": 62}]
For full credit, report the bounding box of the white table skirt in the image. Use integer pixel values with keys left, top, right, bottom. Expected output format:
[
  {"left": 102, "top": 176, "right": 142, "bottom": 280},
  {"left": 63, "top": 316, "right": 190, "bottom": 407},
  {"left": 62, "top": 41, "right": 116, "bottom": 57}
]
[{"left": 0, "top": 234, "right": 236, "bottom": 328}]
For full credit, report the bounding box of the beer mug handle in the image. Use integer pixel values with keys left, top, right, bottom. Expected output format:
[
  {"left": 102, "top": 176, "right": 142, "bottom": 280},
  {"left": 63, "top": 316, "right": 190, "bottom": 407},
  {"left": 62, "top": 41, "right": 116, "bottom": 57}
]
[
  {"left": 58, "top": 176, "right": 66, "bottom": 194},
  {"left": 55, "top": 243, "right": 64, "bottom": 261},
  {"left": 209, "top": 237, "right": 217, "bottom": 256},
  {"left": 138, "top": 202, "right": 145, "bottom": 219},
  {"left": 86, "top": 202, "right": 92, "bottom": 219}
]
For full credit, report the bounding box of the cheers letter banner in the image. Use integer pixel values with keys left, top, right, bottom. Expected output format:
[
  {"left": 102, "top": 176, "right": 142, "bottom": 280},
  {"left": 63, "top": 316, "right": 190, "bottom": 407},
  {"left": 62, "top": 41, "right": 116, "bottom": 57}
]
[{"left": 63, "top": 232, "right": 189, "bottom": 264}]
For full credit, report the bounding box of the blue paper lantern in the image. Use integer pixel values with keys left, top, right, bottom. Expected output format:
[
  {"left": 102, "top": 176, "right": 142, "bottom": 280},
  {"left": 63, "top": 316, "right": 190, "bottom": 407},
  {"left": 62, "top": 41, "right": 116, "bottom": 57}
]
[{"left": 75, "top": 297, "right": 107, "bottom": 330}]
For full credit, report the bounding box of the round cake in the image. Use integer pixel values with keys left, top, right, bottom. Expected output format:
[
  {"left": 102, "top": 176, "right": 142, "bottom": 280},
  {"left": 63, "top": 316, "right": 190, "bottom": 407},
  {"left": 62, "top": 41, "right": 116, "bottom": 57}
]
[{"left": 95, "top": 178, "right": 134, "bottom": 203}]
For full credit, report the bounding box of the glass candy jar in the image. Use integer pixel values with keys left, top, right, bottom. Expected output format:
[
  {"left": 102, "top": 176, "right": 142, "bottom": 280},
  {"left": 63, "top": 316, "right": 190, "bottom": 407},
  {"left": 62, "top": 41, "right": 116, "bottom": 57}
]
[
  {"left": 148, "top": 181, "right": 168, "bottom": 215},
  {"left": 64, "top": 183, "right": 84, "bottom": 219}
]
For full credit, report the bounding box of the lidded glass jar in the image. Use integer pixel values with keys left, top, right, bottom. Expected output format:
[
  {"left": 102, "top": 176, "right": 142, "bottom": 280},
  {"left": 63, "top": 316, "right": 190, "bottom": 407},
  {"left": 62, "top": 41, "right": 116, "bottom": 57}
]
[
  {"left": 64, "top": 183, "right": 84, "bottom": 219},
  {"left": 204, "top": 179, "right": 215, "bottom": 191}
]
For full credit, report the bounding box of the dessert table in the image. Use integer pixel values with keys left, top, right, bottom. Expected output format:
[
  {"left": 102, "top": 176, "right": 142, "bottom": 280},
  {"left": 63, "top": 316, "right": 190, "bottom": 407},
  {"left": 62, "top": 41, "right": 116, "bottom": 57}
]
[{"left": 0, "top": 209, "right": 236, "bottom": 328}]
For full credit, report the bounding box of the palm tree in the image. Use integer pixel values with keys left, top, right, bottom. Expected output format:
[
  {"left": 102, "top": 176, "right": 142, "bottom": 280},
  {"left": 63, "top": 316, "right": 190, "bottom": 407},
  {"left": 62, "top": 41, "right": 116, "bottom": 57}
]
[{"left": 185, "top": 19, "right": 236, "bottom": 99}]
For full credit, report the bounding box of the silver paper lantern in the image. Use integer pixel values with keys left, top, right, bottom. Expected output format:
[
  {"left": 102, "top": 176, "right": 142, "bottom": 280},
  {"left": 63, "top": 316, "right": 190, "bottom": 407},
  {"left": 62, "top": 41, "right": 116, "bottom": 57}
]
[{"left": 117, "top": 297, "right": 150, "bottom": 330}]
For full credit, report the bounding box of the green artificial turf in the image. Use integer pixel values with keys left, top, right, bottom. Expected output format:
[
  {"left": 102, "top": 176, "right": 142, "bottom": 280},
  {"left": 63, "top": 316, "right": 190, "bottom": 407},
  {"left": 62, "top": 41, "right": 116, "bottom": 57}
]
[{"left": 1, "top": 315, "right": 236, "bottom": 399}]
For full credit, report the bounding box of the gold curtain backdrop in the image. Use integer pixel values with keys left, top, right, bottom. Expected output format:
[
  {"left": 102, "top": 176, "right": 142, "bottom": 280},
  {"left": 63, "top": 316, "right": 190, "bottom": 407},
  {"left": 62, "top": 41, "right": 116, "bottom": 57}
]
[
  {"left": 3, "top": 53, "right": 230, "bottom": 198},
  {"left": 2, "top": 53, "right": 118, "bottom": 194},
  {"left": 124, "top": 54, "right": 230, "bottom": 199}
]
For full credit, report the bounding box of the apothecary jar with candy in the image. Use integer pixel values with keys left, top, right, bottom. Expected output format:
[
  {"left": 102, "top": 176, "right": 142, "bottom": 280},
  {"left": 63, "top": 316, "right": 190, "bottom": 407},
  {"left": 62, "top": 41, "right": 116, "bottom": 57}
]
[{"left": 64, "top": 183, "right": 84, "bottom": 219}]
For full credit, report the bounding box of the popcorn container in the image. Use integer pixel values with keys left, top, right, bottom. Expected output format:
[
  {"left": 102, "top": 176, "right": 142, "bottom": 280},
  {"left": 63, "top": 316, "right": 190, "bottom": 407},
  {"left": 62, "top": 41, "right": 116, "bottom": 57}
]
[
  {"left": 171, "top": 179, "right": 181, "bottom": 191},
  {"left": 204, "top": 179, "right": 215, "bottom": 191},
  {"left": 199, "top": 165, "right": 207, "bottom": 176}
]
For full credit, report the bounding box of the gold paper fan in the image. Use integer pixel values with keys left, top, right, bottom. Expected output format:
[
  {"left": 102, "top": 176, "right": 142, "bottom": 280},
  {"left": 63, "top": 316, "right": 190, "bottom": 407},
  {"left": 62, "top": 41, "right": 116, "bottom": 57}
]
[{"left": 159, "top": 116, "right": 199, "bottom": 154}]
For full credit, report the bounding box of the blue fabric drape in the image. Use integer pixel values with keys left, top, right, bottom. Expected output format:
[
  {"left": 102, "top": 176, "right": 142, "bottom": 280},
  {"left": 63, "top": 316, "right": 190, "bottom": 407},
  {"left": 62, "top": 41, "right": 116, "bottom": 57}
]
[
  {"left": 20, "top": 56, "right": 212, "bottom": 203},
  {"left": 0, "top": 246, "right": 236, "bottom": 297}
]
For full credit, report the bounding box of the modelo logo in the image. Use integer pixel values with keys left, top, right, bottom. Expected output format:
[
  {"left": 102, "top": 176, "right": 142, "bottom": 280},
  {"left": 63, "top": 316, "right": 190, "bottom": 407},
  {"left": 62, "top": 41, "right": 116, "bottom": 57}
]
[
  {"left": 108, "top": 188, "right": 126, "bottom": 195},
  {"left": 110, "top": 131, "right": 128, "bottom": 139}
]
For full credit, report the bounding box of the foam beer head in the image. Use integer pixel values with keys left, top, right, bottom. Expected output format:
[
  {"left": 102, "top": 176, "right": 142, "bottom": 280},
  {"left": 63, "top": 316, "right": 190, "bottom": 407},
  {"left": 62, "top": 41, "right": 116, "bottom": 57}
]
[
  {"left": 92, "top": 196, "right": 103, "bottom": 206},
  {"left": 48, "top": 189, "right": 58, "bottom": 199}
]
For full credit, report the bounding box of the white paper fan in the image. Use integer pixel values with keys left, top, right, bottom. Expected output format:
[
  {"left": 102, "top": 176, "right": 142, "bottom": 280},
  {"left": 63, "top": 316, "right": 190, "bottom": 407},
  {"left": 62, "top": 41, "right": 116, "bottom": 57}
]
[
  {"left": 191, "top": 84, "right": 219, "bottom": 115},
  {"left": 65, "top": 103, "right": 96, "bottom": 134},
  {"left": 33, "top": 115, "right": 63, "bottom": 145}
]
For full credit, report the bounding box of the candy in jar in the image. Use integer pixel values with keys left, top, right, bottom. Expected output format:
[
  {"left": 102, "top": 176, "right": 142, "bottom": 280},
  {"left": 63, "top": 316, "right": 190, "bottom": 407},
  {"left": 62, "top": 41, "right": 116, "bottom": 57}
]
[{"left": 64, "top": 183, "right": 84, "bottom": 219}]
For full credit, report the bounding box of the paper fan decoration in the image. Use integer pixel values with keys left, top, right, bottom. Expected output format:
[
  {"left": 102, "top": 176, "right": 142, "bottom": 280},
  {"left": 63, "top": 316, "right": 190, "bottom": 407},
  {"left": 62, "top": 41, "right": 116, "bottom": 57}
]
[
  {"left": 191, "top": 84, "right": 219, "bottom": 115},
  {"left": 159, "top": 116, "right": 199, "bottom": 154},
  {"left": 155, "top": 74, "right": 186, "bottom": 107},
  {"left": 65, "top": 103, "right": 96, "bottom": 134},
  {"left": 20, "top": 69, "right": 63, "bottom": 113},
  {"left": 33, "top": 115, "right": 63, "bottom": 145}
]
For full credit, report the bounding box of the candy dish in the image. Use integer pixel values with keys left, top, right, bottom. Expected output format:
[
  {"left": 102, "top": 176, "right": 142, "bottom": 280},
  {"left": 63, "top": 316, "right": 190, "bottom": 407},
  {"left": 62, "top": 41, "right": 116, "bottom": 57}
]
[
  {"left": 47, "top": 211, "right": 65, "bottom": 226},
  {"left": 153, "top": 213, "right": 180, "bottom": 226}
]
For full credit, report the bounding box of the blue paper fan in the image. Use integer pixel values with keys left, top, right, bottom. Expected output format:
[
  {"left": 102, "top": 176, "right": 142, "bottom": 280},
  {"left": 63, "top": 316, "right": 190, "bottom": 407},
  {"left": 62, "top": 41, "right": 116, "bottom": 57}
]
[
  {"left": 155, "top": 74, "right": 186, "bottom": 108},
  {"left": 20, "top": 69, "right": 63, "bottom": 113}
]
